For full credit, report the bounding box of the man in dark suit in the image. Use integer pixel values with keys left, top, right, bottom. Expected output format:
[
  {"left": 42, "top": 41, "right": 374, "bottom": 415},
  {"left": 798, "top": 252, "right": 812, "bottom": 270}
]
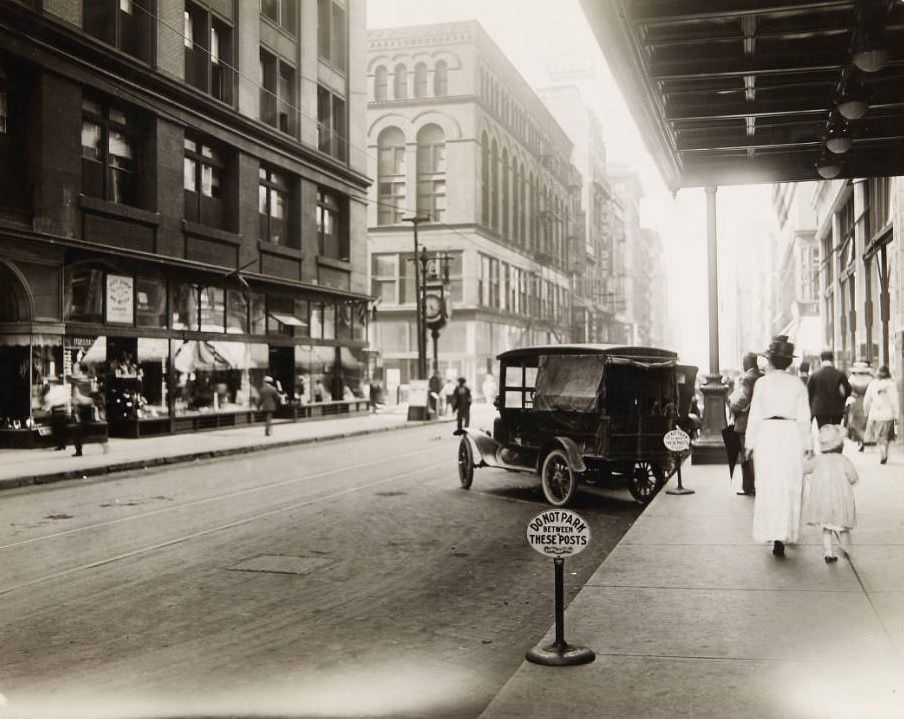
[
  {"left": 807, "top": 350, "right": 851, "bottom": 427},
  {"left": 729, "top": 352, "right": 762, "bottom": 495}
]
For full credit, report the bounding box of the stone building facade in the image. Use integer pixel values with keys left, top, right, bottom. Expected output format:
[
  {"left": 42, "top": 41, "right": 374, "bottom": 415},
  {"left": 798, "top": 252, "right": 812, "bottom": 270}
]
[
  {"left": 0, "top": 0, "right": 371, "bottom": 443},
  {"left": 366, "top": 21, "right": 582, "bottom": 396}
]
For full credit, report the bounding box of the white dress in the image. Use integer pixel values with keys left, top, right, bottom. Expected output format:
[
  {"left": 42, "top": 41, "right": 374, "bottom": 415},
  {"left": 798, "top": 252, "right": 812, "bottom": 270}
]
[{"left": 746, "top": 370, "right": 813, "bottom": 544}]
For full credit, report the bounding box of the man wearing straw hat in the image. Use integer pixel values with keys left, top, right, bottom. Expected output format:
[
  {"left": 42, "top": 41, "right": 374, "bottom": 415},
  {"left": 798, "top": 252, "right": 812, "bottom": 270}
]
[{"left": 745, "top": 336, "right": 813, "bottom": 558}]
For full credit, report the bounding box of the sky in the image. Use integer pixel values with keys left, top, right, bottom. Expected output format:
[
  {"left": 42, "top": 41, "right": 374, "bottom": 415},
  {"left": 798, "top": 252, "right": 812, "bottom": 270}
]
[{"left": 366, "top": 0, "right": 777, "bottom": 370}]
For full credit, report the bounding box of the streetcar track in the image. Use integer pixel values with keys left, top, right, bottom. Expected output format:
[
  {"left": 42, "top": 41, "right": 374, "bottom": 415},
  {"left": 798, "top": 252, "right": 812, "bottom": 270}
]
[
  {"left": 0, "top": 461, "right": 448, "bottom": 596},
  {"left": 0, "top": 445, "right": 443, "bottom": 552}
]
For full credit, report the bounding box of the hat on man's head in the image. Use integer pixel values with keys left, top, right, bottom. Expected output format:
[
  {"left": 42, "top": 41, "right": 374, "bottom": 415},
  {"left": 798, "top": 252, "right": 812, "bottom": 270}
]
[
  {"left": 263, "top": 375, "right": 274, "bottom": 384},
  {"left": 818, "top": 423, "right": 844, "bottom": 453},
  {"left": 457, "top": 376, "right": 467, "bottom": 384},
  {"left": 765, "top": 335, "right": 796, "bottom": 359}
]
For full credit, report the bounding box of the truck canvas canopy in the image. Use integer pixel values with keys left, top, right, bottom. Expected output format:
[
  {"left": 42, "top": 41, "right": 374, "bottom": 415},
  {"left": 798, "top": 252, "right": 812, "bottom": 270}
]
[{"left": 533, "top": 354, "right": 607, "bottom": 413}]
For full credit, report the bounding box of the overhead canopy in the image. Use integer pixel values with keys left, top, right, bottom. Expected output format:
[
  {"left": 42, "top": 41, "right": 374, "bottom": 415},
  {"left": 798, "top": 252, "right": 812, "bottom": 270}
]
[{"left": 580, "top": 0, "right": 904, "bottom": 188}]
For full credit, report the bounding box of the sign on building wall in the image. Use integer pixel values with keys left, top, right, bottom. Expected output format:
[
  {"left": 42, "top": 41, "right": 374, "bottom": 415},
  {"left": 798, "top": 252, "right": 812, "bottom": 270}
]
[{"left": 105, "top": 274, "right": 134, "bottom": 324}]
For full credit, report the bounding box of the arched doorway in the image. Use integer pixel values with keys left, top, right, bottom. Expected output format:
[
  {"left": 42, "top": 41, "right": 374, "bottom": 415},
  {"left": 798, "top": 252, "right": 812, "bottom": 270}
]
[{"left": 0, "top": 261, "right": 33, "bottom": 424}]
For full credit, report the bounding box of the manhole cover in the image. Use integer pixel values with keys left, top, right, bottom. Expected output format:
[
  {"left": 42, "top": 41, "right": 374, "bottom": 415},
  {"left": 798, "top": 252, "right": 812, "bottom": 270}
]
[{"left": 227, "top": 555, "right": 330, "bottom": 576}]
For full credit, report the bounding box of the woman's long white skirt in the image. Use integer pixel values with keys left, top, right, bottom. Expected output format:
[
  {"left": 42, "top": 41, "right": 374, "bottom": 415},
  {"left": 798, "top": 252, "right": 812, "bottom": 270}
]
[{"left": 752, "top": 420, "right": 804, "bottom": 543}]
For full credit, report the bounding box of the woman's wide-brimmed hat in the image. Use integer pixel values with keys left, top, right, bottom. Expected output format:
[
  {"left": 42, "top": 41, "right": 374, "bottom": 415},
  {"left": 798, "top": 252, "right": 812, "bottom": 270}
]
[
  {"left": 818, "top": 423, "right": 844, "bottom": 453},
  {"left": 764, "top": 334, "right": 796, "bottom": 359}
]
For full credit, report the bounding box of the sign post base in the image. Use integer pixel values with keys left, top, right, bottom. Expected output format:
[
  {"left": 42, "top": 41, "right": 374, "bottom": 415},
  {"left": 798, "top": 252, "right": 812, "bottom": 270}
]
[{"left": 526, "top": 641, "right": 595, "bottom": 666}]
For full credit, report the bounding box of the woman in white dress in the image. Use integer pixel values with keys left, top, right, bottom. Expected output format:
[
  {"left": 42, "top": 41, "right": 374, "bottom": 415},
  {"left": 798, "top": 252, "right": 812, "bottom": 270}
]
[{"left": 745, "top": 335, "right": 813, "bottom": 557}]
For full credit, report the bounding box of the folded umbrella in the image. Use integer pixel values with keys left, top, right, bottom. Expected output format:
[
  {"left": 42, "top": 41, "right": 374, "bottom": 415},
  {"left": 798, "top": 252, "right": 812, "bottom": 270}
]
[{"left": 721, "top": 424, "right": 740, "bottom": 479}]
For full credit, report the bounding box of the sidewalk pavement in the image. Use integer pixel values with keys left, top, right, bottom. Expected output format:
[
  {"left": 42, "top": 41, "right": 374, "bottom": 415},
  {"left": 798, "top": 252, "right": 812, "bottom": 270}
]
[
  {"left": 482, "top": 443, "right": 904, "bottom": 719},
  {"left": 0, "top": 404, "right": 469, "bottom": 491}
]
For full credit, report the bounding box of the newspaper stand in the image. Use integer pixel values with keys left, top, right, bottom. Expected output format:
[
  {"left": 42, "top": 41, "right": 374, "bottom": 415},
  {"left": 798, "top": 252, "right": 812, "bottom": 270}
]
[
  {"left": 525, "top": 509, "right": 595, "bottom": 666},
  {"left": 663, "top": 428, "right": 694, "bottom": 495}
]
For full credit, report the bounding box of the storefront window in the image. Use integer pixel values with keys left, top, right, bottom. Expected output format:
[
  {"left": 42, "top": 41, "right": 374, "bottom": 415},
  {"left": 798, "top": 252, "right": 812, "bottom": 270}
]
[
  {"left": 294, "top": 298, "right": 310, "bottom": 339},
  {"left": 323, "top": 304, "right": 336, "bottom": 340},
  {"left": 136, "top": 337, "right": 169, "bottom": 418},
  {"left": 171, "top": 282, "right": 199, "bottom": 330},
  {"left": 295, "top": 344, "right": 337, "bottom": 402},
  {"left": 172, "top": 339, "right": 267, "bottom": 416},
  {"left": 199, "top": 286, "right": 225, "bottom": 332},
  {"left": 353, "top": 302, "right": 367, "bottom": 341},
  {"left": 66, "top": 267, "right": 105, "bottom": 322},
  {"left": 136, "top": 277, "right": 166, "bottom": 327},
  {"left": 337, "top": 304, "right": 352, "bottom": 340},
  {"left": 31, "top": 342, "right": 64, "bottom": 422},
  {"left": 338, "top": 346, "right": 364, "bottom": 396},
  {"left": 249, "top": 292, "right": 266, "bottom": 334},
  {"left": 226, "top": 289, "right": 248, "bottom": 334}
]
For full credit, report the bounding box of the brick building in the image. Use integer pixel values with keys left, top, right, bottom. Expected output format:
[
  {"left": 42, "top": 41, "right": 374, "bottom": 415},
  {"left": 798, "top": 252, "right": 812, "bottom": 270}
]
[
  {"left": 366, "top": 21, "right": 583, "bottom": 396},
  {"left": 0, "top": 0, "right": 371, "bottom": 444}
]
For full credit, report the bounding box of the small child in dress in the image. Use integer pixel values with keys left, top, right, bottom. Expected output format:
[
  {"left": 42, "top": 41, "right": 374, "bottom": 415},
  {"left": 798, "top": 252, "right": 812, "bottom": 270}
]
[{"left": 803, "top": 424, "right": 859, "bottom": 563}]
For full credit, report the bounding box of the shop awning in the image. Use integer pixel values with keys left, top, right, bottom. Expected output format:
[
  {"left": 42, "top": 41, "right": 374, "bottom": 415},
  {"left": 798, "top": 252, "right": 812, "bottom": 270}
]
[
  {"left": 580, "top": 0, "right": 904, "bottom": 188},
  {"left": 268, "top": 312, "right": 308, "bottom": 327},
  {"left": 780, "top": 315, "right": 824, "bottom": 356}
]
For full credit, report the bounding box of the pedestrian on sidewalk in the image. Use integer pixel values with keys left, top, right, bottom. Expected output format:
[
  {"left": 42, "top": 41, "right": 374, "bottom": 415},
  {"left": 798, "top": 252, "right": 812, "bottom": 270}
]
[
  {"left": 442, "top": 377, "right": 456, "bottom": 417},
  {"left": 845, "top": 361, "right": 873, "bottom": 452},
  {"left": 451, "top": 377, "right": 471, "bottom": 435},
  {"left": 746, "top": 335, "right": 813, "bottom": 558},
  {"left": 864, "top": 365, "right": 900, "bottom": 465},
  {"left": 728, "top": 351, "right": 762, "bottom": 496},
  {"left": 807, "top": 349, "right": 851, "bottom": 428},
  {"left": 42, "top": 382, "right": 71, "bottom": 451},
  {"left": 803, "top": 424, "right": 858, "bottom": 563},
  {"left": 258, "top": 376, "right": 281, "bottom": 437},
  {"left": 71, "top": 372, "right": 109, "bottom": 456}
]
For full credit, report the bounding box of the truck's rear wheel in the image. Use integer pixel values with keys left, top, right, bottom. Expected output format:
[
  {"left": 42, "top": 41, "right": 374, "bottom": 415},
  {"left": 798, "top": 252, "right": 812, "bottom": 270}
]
[
  {"left": 458, "top": 437, "right": 474, "bottom": 489},
  {"left": 628, "top": 461, "right": 664, "bottom": 505},
  {"left": 541, "top": 449, "right": 579, "bottom": 507}
]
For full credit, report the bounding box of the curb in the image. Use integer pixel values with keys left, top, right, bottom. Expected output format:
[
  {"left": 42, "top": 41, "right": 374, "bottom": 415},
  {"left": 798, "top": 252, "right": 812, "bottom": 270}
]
[{"left": 0, "top": 417, "right": 456, "bottom": 493}]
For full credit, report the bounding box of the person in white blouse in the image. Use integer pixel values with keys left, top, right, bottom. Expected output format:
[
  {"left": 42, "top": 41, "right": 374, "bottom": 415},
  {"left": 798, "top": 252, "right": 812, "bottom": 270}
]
[
  {"left": 745, "top": 335, "right": 813, "bottom": 557},
  {"left": 864, "top": 365, "right": 900, "bottom": 465}
]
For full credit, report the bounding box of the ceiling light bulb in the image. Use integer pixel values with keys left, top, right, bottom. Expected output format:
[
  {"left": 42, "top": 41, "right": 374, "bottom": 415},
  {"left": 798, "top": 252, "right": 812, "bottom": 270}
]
[
  {"left": 825, "top": 123, "right": 853, "bottom": 154},
  {"left": 852, "top": 48, "right": 888, "bottom": 73},
  {"left": 816, "top": 160, "right": 843, "bottom": 180},
  {"left": 837, "top": 96, "right": 868, "bottom": 120}
]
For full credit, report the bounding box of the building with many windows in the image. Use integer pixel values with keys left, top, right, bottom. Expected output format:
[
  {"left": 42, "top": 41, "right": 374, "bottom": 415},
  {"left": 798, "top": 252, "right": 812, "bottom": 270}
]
[
  {"left": 366, "top": 21, "right": 582, "bottom": 396},
  {"left": 812, "top": 178, "right": 899, "bottom": 372},
  {"left": 0, "top": 0, "right": 371, "bottom": 444},
  {"left": 770, "top": 182, "right": 821, "bottom": 364},
  {"left": 537, "top": 84, "right": 622, "bottom": 344}
]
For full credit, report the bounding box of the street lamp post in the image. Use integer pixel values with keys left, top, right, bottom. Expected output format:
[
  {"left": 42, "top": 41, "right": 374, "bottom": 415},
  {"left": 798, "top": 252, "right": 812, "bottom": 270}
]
[{"left": 403, "top": 215, "right": 430, "bottom": 379}]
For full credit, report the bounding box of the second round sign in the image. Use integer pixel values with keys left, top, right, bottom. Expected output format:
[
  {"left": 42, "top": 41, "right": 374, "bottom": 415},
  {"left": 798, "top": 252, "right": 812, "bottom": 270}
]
[{"left": 526, "top": 509, "right": 591, "bottom": 558}]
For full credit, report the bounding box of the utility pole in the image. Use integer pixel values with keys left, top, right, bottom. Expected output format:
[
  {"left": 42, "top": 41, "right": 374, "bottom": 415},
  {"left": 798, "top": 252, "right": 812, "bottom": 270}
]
[{"left": 403, "top": 215, "right": 430, "bottom": 379}]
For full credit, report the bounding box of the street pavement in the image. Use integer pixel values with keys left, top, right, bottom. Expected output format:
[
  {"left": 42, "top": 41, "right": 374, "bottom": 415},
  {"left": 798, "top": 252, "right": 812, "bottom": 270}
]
[
  {"left": 0, "top": 406, "right": 643, "bottom": 719},
  {"left": 481, "top": 441, "right": 904, "bottom": 719},
  {"left": 0, "top": 406, "right": 441, "bottom": 490}
]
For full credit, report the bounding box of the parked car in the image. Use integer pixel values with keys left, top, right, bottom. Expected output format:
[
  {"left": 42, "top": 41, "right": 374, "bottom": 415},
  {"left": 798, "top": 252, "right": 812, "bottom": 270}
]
[{"left": 457, "top": 344, "right": 697, "bottom": 506}]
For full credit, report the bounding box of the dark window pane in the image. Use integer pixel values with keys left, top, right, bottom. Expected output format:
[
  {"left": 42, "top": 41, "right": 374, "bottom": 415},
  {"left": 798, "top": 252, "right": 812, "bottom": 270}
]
[
  {"left": 136, "top": 276, "right": 167, "bottom": 327},
  {"left": 171, "top": 283, "right": 199, "bottom": 330},
  {"left": 66, "top": 268, "right": 105, "bottom": 323},
  {"left": 226, "top": 289, "right": 248, "bottom": 334}
]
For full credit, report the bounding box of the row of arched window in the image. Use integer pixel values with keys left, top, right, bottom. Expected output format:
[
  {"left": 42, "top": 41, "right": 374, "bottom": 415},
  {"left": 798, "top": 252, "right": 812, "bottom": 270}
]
[
  {"left": 376, "top": 124, "right": 446, "bottom": 224},
  {"left": 373, "top": 60, "right": 448, "bottom": 102},
  {"left": 480, "top": 131, "right": 568, "bottom": 268},
  {"left": 479, "top": 67, "right": 545, "bottom": 156}
]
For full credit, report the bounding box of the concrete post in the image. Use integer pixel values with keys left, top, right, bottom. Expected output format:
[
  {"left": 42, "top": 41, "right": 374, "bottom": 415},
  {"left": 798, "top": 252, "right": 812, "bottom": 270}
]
[{"left": 692, "top": 185, "right": 730, "bottom": 464}]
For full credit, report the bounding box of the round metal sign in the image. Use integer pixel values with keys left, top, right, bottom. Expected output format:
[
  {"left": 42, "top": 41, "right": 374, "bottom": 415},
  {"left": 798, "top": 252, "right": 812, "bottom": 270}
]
[
  {"left": 663, "top": 428, "right": 691, "bottom": 453},
  {"left": 526, "top": 510, "right": 591, "bottom": 558}
]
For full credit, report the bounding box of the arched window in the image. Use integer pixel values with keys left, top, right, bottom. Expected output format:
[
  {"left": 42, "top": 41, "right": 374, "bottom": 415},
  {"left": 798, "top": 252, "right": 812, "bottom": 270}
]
[
  {"left": 414, "top": 62, "right": 428, "bottom": 98},
  {"left": 393, "top": 63, "right": 407, "bottom": 100},
  {"left": 519, "top": 165, "right": 527, "bottom": 245},
  {"left": 374, "top": 65, "right": 388, "bottom": 101},
  {"left": 377, "top": 127, "right": 406, "bottom": 225},
  {"left": 416, "top": 124, "right": 446, "bottom": 222},
  {"left": 490, "top": 139, "right": 499, "bottom": 230},
  {"left": 481, "top": 131, "right": 490, "bottom": 226},
  {"left": 512, "top": 161, "right": 520, "bottom": 245},
  {"left": 434, "top": 60, "right": 448, "bottom": 95},
  {"left": 501, "top": 149, "right": 510, "bottom": 239}
]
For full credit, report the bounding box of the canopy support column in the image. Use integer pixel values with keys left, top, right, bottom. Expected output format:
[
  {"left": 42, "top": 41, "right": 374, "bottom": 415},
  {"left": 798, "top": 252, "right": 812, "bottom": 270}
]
[{"left": 693, "top": 185, "right": 729, "bottom": 464}]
